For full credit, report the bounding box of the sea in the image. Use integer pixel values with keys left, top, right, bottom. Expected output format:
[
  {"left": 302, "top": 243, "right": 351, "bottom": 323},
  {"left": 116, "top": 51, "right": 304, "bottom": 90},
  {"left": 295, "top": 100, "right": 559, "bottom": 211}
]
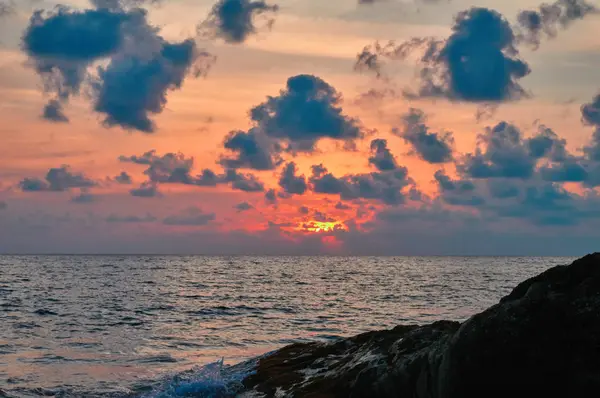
[{"left": 0, "top": 255, "right": 574, "bottom": 397}]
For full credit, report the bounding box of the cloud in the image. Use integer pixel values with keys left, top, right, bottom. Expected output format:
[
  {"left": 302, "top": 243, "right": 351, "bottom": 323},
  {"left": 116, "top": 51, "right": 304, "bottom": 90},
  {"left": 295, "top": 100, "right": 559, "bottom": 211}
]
[
  {"left": 71, "top": 189, "right": 95, "bottom": 204},
  {"left": 434, "top": 170, "right": 485, "bottom": 206},
  {"left": 120, "top": 150, "right": 195, "bottom": 183},
  {"left": 249, "top": 75, "right": 363, "bottom": 151},
  {"left": 265, "top": 189, "right": 277, "bottom": 205},
  {"left": 20, "top": 166, "right": 96, "bottom": 192},
  {"left": 278, "top": 162, "right": 307, "bottom": 195},
  {"left": 197, "top": 0, "right": 278, "bottom": 43},
  {"left": 42, "top": 100, "right": 69, "bottom": 123},
  {"left": 120, "top": 150, "right": 266, "bottom": 193},
  {"left": 309, "top": 164, "right": 416, "bottom": 205},
  {"left": 22, "top": 7, "right": 131, "bottom": 117},
  {"left": 220, "top": 129, "right": 281, "bottom": 170},
  {"left": 235, "top": 201, "right": 253, "bottom": 212},
  {"left": 394, "top": 108, "right": 454, "bottom": 163},
  {"left": 459, "top": 122, "right": 537, "bottom": 179},
  {"left": 335, "top": 201, "right": 351, "bottom": 210},
  {"left": 0, "top": 201, "right": 7, "bottom": 210},
  {"left": 22, "top": 5, "right": 213, "bottom": 132},
  {"left": 106, "top": 213, "right": 157, "bottom": 223},
  {"left": 368, "top": 139, "right": 398, "bottom": 171},
  {"left": 130, "top": 182, "right": 160, "bottom": 197},
  {"left": 357, "top": 8, "right": 530, "bottom": 102},
  {"left": 113, "top": 171, "right": 133, "bottom": 184},
  {"left": 224, "top": 169, "right": 265, "bottom": 192},
  {"left": 516, "top": 0, "right": 598, "bottom": 49},
  {"left": 163, "top": 207, "right": 216, "bottom": 226},
  {"left": 92, "top": 37, "right": 210, "bottom": 133},
  {"left": 299, "top": 206, "right": 311, "bottom": 215},
  {"left": 582, "top": 94, "right": 600, "bottom": 161}
]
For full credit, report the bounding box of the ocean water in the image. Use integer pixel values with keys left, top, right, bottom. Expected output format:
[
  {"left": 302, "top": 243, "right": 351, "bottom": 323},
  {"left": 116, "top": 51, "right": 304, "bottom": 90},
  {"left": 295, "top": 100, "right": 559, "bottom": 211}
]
[{"left": 0, "top": 255, "right": 574, "bottom": 397}]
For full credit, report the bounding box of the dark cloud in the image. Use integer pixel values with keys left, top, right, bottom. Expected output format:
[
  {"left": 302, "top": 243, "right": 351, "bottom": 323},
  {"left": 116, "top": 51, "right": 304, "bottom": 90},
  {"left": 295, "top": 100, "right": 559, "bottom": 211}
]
[
  {"left": 368, "top": 139, "right": 398, "bottom": 171},
  {"left": 434, "top": 170, "right": 484, "bottom": 206},
  {"left": 278, "top": 162, "right": 307, "bottom": 195},
  {"left": 249, "top": 75, "right": 363, "bottom": 151},
  {"left": 198, "top": 0, "right": 278, "bottom": 43},
  {"left": 357, "top": 8, "right": 530, "bottom": 102},
  {"left": 459, "top": 122, "right": 537, "bottom": 179},
  {"left": 395, "top": 108, "right": 454, "bottom": 163},
  {"left": 517, "top": 0, "right": 598, "bottom": 49},
  {"left": 71, "top": 189, "right": 95, "bottom": 204},
  {"left": 130, "top": 182, "right": 160, "bottom": 198},
  {"left": 299, "top": 206, "right": 310, "bottom": 215},
  {"left": 163, "top": 207, "right": 216, "bottom": 226},
  {"left": 309, "top": 164, "right": 416, "bottom": 205},
  {"left": 487, "top": 179, "right": 520, "bottom": 199},
  {"left": 539, "top": 159, "right": 588, "bottom": 182},
  {"left": 235, "top": 201, "right": 253, "bottom": 212},
  {"left": 0, "top": 201, "right": 7, "bottom": 210},
  {"left": 106, "top": 213, "right": 157, "bottom": 223},
  {"left": 335, "top": 201, "right": 351, "bottom": 210},
  {"left": 119, "top": 150, "right": 195, "bottom": 184},
  {"left": 224, "top": 169, "right": 265, "bottom": 192},
  {"left": 92, "top": 37, "right": 209, "bottom": 133},
  {"left": 22, "top": 5, "right": 213, "bottom": 132},
  {"left": 22, "top": 7, "right": 131, "bottom": 118},
  {"left": 527, "top": 126, "right": 567, "bottom": 161},
  {"left": 582, "top": 94, "right": 600, "bottom": 161},
  {"left": 114, "top": 171, "right": 133, "bottom": 184},
  {"left": 220, "top": 129, "right": 281, "bottom": 170},
  {"left": 265, "top": 189, "right": 277, "bottom": 205},
  {"left": 195, "top": 169, "right": 221, "bottom": 187},
  {"left": 120, "top": 150, "right": 266, "bottom": 193},
  {"left": 20, "top": 166, "right": 96, "bottom": 192},
  {"left": 42, "top": 100, "right": 69, "bottom": 123},
  {"left": 313, "top": 210, "right": 335, "bottom": 223}
]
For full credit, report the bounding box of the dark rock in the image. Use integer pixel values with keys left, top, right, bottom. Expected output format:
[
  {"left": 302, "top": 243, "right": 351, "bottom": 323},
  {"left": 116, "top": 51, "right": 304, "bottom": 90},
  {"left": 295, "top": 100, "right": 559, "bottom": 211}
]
[{"left": 239, "top": 254, "right": 600, "bottom": 397}]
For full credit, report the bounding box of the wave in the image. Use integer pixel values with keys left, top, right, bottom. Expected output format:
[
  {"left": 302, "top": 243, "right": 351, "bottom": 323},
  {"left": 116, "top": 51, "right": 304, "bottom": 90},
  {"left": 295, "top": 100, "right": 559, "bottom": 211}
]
[{"left": 143, "top": 357, "right": 260, "bottom": 398}]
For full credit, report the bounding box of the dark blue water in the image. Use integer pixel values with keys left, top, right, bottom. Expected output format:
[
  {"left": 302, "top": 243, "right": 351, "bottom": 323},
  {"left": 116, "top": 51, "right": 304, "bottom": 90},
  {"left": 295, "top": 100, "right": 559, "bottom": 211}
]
[{"left": 0, "top": 256, "right": 573, "bottom": 397}]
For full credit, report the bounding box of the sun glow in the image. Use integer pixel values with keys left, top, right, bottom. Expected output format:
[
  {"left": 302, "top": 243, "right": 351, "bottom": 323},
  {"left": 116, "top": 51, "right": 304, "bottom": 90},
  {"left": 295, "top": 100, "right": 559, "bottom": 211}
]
[{"left": 300, "top": 221, "right": 346, "bottom": 233}]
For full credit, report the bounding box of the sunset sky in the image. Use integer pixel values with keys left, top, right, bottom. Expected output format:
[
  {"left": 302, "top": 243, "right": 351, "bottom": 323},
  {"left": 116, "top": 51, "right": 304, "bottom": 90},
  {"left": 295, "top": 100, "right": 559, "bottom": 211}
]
[{"left": 1, "top": 0, "right": 600, "bottom": 255}]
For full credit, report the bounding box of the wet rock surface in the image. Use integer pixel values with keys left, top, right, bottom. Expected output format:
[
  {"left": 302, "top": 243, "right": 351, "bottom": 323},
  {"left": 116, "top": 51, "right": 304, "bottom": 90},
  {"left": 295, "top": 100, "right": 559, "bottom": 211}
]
[{"left": 239, "top": 253, "right": 600, "bottom": 397}]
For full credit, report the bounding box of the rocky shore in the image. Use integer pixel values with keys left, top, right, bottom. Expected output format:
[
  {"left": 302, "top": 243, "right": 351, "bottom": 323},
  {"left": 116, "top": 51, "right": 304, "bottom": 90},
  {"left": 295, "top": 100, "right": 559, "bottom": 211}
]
[{"left": 237, "top": 253, "right": 600, "bottom": 397}]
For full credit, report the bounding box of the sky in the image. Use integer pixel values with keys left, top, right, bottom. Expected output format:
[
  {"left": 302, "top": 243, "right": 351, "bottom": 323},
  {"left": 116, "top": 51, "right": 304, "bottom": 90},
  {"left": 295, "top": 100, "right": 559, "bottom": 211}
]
[{"left": 0, "top": 0, "right": 600, "bottom": 255}]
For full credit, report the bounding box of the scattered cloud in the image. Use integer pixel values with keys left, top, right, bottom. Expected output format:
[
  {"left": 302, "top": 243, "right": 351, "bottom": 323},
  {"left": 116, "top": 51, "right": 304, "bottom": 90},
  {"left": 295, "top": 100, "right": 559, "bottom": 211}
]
[
  {"left": 220, "top": 129, "right": 281, "bottom": 170},
  {"left": 310, "top": 164, "right": 416, "bottom": 205},
  {"left": 394, "top": 108, "right": 454, "bottom": 163},
  {"left": 249, "top": 74, "right": 364, "bottom": 152},
  {"left": 106, "top": 213, "right": 157, "bottom": 223},
  {"left": 368, "top": 139, "right": 398, "bottom": 171},
  {"left": 198, "top": 0, "right": 279, "bottom": 43},
  {"left": 278, "top": 162, "right": 307, "bottom": 195},
  {"left": 356, "top": 8, "right": 530, "bottom": 102},
  {"left": 235, "top": 201, "right": 253, "bottom": 212},
  {"left": 516, "top": 0, "right": 598, "bottom": 49},
  {"left": 130, "top": 182, "right": 160, "bottom": 198},
  {"left": 163, "top": 207, "right": 216, "bottom": 226},
  {"left": 71, "top": 189, "right": 96, "bottom": 204},
  {"left": 20, "top": 166, "right": 96, "bottom": 192},
  {"left": 22, "top": 4, "right": 214, "bottom": 132}
]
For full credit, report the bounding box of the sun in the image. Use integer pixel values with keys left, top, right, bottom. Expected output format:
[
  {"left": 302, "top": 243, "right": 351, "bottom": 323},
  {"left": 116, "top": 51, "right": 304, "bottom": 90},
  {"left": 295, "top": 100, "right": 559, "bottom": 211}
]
[{"left": 300, "top": 221, "right": 346, "bottom": 233}]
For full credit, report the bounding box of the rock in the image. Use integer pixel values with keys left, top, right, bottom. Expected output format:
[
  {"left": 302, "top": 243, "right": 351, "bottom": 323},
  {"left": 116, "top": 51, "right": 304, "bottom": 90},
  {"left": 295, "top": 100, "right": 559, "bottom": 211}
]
[{"left": 239, "top": 254, "right": 600, "bottom": 397}]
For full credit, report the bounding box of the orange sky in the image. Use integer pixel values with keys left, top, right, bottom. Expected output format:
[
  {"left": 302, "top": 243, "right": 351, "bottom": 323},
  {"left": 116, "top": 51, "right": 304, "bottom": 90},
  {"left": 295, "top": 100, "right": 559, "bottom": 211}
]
[{"left": 1, "top": 0, "right": 600, "bottom": 254}]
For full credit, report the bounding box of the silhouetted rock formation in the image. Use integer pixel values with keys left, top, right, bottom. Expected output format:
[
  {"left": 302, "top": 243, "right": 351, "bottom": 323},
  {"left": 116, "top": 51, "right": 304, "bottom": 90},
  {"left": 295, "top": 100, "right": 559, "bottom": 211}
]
[{"left": 240, "top": 253, "right": 600, "bottom": 397}]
